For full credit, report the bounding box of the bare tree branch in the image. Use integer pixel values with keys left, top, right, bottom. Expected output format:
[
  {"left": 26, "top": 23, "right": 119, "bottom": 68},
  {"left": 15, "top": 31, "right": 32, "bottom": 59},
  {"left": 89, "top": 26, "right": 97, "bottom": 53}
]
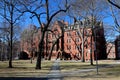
[
  {"left": 108, "top": 1, "right": 120, "bottom": 33},
  {"left": 107, "top": 0, "right": 120, "bottom": 9}
]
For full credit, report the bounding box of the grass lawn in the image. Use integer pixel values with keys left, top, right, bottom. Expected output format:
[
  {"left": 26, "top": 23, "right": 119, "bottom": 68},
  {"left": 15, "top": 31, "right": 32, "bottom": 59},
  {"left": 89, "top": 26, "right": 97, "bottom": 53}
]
[
  {"left": 60, "top": 61, "right": 96, "bottom": 72},
  {"left": 60, "top": 60, "right": 120, "bottom": 80},
  {"left": 0, "top": 60, "right": 53, "bottom": 77},
  {"left": 1, "top": 59, "right": 120, "bottom": 80}
]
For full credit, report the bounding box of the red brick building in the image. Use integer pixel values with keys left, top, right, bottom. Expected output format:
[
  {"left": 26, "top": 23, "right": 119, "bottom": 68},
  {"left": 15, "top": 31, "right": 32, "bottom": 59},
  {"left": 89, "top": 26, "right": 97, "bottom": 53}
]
[
  {"left": 107, "top": 43, "right": 115, "bottom": 59},
  {"left": 20, "top": 19, "right": 107, "bottom": 61}
]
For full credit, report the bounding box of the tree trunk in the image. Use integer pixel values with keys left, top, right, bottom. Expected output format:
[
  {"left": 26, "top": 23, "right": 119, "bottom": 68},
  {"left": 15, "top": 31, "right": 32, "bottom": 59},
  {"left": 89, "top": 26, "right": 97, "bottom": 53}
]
[
  {"left": 30, "top": 52, "right": 33, "bottom": 64},
  {"left": 9, "top": 23, "right": 13, "bottom": 68},
  {"left": 35, "top": 50, "right": 41, "bottom": 69},
  {"left": 35, "top": 31, "right": 45, "bottom": 69},
  {"left": 81, "top": 28, "right": 85, "bottom": 62},
  {"left": 45, "top": 32, "right": 48, "bottom": 59},
  {"left": 48, "top": 43, "right": 56, "bottom": 60},
  {"left": 61, "top": 27, "right": 64, "bottom": 59},
  {"left": 90, "top": 35, "right": 93, "bottom": 65}
]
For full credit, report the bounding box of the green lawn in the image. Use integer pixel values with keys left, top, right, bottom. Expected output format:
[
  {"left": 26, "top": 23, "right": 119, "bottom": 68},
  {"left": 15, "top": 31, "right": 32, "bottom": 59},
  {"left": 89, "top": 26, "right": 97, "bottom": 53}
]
[
  {"left": 0, "top": 59, "right": 120, "bottom": 80},
  {"left": 0, "top": 60, "right": 53, "bottom": 77},
  {"left": 60, "top": 61, "right": 96, "bottom": 72},
  {"left": 60, "top": 60, "right": 120, "bottom": 80}
]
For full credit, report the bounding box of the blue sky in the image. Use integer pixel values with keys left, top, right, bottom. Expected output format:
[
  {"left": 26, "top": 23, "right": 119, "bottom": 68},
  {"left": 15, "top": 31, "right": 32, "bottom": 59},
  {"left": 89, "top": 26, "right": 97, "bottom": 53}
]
[
  {"left": 14, "top": 0, "right": 120, "bottom": 41},
  {"left": 25, "top": 13, "right": 115, "bottom": 28}
]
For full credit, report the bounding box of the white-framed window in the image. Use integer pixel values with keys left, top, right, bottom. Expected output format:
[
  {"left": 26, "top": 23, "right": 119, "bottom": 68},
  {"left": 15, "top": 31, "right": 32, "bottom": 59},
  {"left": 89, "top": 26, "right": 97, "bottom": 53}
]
[
  {"left": 67, "top": 39, "right": 71, "bottom": 43},
  {"left": 67, "top": 45, "right": 71, "bottom": 50},
  {"left": 77, "top": 31, "right": 80, "bottom": 35},
  {"left": 75, "top": 38, "right": 80, "bottom": 42},
  {"left": 75, "top": 31, "right": 78, "bottom": 36},
  {"left": 67, "top": 32, "right": 71, "bottom": 36},
  {"left": 75, "top": 45, "right": 80, "bottom": 50}
]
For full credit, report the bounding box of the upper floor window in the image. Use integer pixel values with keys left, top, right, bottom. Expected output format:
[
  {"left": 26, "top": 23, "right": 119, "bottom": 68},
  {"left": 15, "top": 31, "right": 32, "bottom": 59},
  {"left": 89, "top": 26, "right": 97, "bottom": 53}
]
[
  {"left": 75, "top": 31, "right": 77, "bottom": 36},
  {"left": 67, "top": 32, "right": 71, "bottom": 36},
  {"left": 75, "top": 31, "right": 80, "bottom": 36},
  {"left": 75, "top": 45, "right": 80, "bottom": 50},
  {"left": 75, "top": 38, "right": 80, "bottom": 42},
  {"left": 67, "top": 39, "right": 71, "bottom": 43},
  {"left": 67, "top": 45, "right": 71, "bottom": 50}
]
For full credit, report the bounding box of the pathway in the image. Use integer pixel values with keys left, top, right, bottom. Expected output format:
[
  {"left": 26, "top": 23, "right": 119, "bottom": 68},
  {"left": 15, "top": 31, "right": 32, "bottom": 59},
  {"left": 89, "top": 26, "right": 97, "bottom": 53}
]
[
  {"left": 47, "top": 60, "right": 62, "bottom": 80},
  {"left": 47, "top": 60, "right": 118, "bottom": 79}
]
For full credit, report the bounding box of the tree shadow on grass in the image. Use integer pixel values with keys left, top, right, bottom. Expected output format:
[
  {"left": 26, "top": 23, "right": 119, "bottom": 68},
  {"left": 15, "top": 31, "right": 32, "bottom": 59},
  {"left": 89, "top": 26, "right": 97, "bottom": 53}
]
[
  {"left": 0, "top": 77, "right": 48, "bottom": 80},
  {"left": 60, "top": 64, "right": 96, "bottom": 71}
]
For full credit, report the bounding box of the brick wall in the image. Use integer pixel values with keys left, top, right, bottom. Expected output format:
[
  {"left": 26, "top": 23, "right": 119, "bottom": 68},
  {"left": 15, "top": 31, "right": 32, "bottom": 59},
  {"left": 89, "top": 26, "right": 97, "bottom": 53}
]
[{"left": 21, "top": 20, "right": 107, "bottom": 61}]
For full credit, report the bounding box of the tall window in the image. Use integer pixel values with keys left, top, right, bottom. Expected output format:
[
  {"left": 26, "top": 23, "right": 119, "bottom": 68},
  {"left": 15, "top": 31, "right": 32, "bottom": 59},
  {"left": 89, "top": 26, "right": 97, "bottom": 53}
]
[
  {"left": 67, "top": 45, "right": 71, "bottom": 50},
  {"left": 67, "top": 32, "right": 71, "bottom": 36},
  {"left": 75, "top": 45, "right": 80, "bottom": 50},
  {"left": 75, "top": 38, "right": 80, "bottom": 42},
  {"left": 75, "top": 31, "right": 80, "bottom": 36},
  {"left": 67, "top": 39, "right": 71, "bottom": 43},
  {"left": 75, "top": 31, "right": 77, "bottom": 36}
]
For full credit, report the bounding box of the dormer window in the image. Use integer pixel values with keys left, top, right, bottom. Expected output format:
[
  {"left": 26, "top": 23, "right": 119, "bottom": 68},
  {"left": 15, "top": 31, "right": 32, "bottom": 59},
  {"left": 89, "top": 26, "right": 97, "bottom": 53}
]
[{"left": 67, "top": 32, "right": 71, "bottom": 36}]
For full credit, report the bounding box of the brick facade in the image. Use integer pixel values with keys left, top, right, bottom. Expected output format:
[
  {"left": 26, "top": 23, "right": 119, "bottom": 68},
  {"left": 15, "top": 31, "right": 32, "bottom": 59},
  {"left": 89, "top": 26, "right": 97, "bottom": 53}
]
[
  {"left": 21, "top": 19, "right": 107, "bottom": 61},
  {"left": 107, "top": 43, "right": 115, "bottom": 59}
]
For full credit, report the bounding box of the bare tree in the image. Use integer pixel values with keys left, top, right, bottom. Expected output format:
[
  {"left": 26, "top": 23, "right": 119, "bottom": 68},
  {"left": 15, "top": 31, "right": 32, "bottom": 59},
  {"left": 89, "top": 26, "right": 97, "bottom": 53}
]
[
  {"left": 104, "top": 0, "right": 120, "bottom": 57},
  {"left": 0, "top": 21, "right": 21, "bottom": 61},
  {"left": 19, "top": 0, "right": 70, "bottom": 69},
  {"left": 47, "top": 22, "right": 65, "bottom": 60},
  {"left": 107, "top": 0, "right": 120, "bottom": 33},
  {"left": 21, "top": 24, "right": 37, "bottom": 63},
  {"left": 68, "top": 0, "right": 108, "bottom": 64},
  {"left": 0, "top": 0, "right": 24, "bottom": 68}
]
